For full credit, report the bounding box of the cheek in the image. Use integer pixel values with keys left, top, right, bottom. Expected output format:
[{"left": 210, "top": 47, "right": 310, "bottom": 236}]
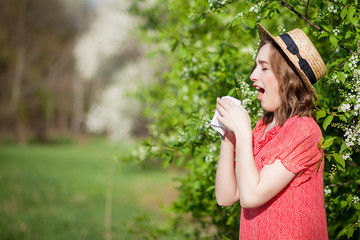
[{"left": 267, "top": 74, "right": 280, "bottom": 93}]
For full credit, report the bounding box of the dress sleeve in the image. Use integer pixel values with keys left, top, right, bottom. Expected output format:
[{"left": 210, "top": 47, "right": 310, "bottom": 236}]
[{"left": 263, "top": 117, "right": 323, "bottom": 185}]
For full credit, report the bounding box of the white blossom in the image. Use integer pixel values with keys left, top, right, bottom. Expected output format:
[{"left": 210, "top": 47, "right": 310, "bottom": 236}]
[
  {"left": 205, "top": 143, "right": 217, "bottom": 162},
  {"left": 352, "top": 195, "right": 360, "bottom": 203},
  {"left": 278, "top": 26, "right": 286, "bottom": 34},
  {"left": 236, "top": 12, "right": 244, "bottom": 19},
  {"left": 324, "top": 186, "right": 332, "bottom": 196},
  {"left": 341, "top": 103, "right": 351, "bottom": 112},
  {"left": 343, "top": 123, "right": 360, "bottom": 147},
  {"left": 249, "top": 5, "right": 260, "bottom": 13},
  {"left": 332, "top": 28, "right": 340, "bottom": 36},
  {"left": 343, "top": 152, "right": 350, "bottom": 160},
  {"left": 349, "top": 54, "right": 359, "bottom": 71},
  {"left": 209, "top": 0, "right": 228, "bottom": 8},
  {"left": 328, "top": 5, "right": 339, "bottom": 13}
]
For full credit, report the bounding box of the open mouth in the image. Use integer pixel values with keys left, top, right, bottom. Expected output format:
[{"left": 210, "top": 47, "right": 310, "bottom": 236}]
[
  {"left": 255, "top": 86, "right": 265, "bottom": 100},
  {"left": 255, "top": 86, "right": 265, "bottom": 94}
]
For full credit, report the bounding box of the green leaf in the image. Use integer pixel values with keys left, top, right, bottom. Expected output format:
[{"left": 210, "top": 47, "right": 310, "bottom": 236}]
[
  {"left": 347, "top": 6, "right": 356, "bottom": 19},
  {"left": 142, "top": 138, "right": 152, "bottom": 147},
  {"left": 337, "top": 71, "right": 346, "bottom": 83},
  {"left": 188, "top": 127, "right": 196, "bottom": 140},
  {"left": 263, "top": 9, "right": 270, "bottom": 18},
  {"left": 340, "top": 8, "right": 348, "bottom": 19},
  {"left": 323, "top": 115, "right": 334, "bottom": 130},
  {"left": 206, "top": 185, "right": 215, "bottom": 192},
  {"left": 200, "top": 13, "right": 207, "bottom": 25},
  {"left": 176, "top": 156, "right": 185, "bottom": 167},
  {"left": 340, "top": 200, "right": 348, "bottom": 208},
  {"left": 345, "top": 30, "right": 353, "bottom": 39},
  {"left": 227, "top": 88, "right": 236, "bottom": 96},
  {"left": 334, "top": 153, "right": 345, "bottom": 170},
  {"left": 316, "top": 158, "right": 322, "bottom": 172},
  {"left": 170, "top": 39, "right": 179, "bottom": 52},
  {"left": 339, "top": 114, "right": 347, "bottom": 122},
  {"left": 318, "top": 137, "right": 324, "bottom": 149},
  {"left": 338, "top": 226, "right": 355, "bottom": 239},
  {"left": 337, "top": 226, "right": 355, "bottom": 239},
  {"left": 329, "top": 35, "right": 338, "bottom": 47},
  {"left": 316, "top": 110, "right": 326, "bottom": 120},
  {"left": 339, "top": 141, "right": 347, "bottom": 154},
  {"left": 166, "top": 150, "right": 174, "bottom": 163},
  {"left": 347, "top": 228, "right": 355, "bottom": 238},
  {"left": 354, "top": 202, "right": 360, "bottom": 210},
  {"left": 245, "top": 18, "right": 256, "bottom": 28},
  {"left": 323, "top": 137, "right": 336, "bottom": 149},
  {"left": 351, "top": 17, "right": 358, "bottom": 26},
  {"left": 322, "top": 25, "right": 332, "bottom": 32},
  {"left": 318, "top": 32, "right": 329, "bottom": 39}
]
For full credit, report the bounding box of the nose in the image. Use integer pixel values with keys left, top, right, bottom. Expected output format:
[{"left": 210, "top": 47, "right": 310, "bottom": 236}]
[{"left": 250, "top": 68, "right": 258, "bottom": 82}]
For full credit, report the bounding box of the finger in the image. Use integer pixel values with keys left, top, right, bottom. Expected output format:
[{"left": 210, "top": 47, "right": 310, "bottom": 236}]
[
  {"left": 216, "top": 103, "right": 226, "bottom": 116},
  {"left": 219, "top": 98, "right": 236, "bottom": 109},
  {"left": 216, "top": 113, "right": 225, "bottom": 124}
]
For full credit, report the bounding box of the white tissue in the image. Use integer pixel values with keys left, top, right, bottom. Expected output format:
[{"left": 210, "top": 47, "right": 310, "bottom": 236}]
[{"left": 210, "top": 96, "right": 241, "bottom": 137}]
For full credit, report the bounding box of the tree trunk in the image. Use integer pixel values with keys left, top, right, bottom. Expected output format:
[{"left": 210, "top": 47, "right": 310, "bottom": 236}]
[
  {"left": 12, "top": 0, "right": 28, "bottom": 144},
  {"left": 72, "top": 75, "right": 84, "bottom": 133}
]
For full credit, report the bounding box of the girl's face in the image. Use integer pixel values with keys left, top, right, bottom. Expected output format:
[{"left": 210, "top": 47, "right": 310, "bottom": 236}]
[{"left": 250, "top": 43, "right": 282, "bottom": 113}]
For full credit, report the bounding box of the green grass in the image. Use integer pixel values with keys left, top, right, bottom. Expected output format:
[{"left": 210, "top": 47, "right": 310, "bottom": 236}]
[{"left": 0, "top": 137, "right": 179, "bottom": 240}]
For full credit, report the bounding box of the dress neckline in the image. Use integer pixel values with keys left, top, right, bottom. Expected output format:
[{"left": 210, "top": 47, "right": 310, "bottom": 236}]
[{"left": 253, "top": 116, "right": 300, "bottom": 156}]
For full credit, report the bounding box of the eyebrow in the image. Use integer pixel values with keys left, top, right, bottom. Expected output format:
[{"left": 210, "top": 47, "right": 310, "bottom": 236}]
[
  {"left": 253, "top": 60, "right": 270, "bottom": 70},
  {"left": 258, "top": 60, "right": 270, "bottom": 65}
]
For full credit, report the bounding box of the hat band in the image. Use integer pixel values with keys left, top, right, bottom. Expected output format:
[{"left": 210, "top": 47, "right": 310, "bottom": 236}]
[{"left": 279, "top": 33, "right": 316, "bottom": 85}]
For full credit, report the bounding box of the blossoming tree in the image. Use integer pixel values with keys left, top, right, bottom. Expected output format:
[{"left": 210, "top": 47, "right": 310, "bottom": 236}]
[{"left": 129, "top": 0, "right": 360, "bottom": 239}]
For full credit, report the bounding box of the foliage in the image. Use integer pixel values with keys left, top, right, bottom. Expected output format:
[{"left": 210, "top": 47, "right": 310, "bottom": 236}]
[{"left": 130, "top": 0, "right": 360, "bottom": 239}]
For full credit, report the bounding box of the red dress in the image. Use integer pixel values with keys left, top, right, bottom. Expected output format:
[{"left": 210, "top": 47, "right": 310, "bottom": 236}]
[{"left": 239, "top": 116, "right": 328, "bottom": 239}]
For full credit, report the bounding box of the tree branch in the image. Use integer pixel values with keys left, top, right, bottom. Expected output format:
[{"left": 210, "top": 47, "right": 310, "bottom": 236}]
[
  {"left": 305, "top": 0, "right": 310, "bottom": 18},
  {"left": 275, "top": 0, "right": 321, "bottom": 30},
  {"left": 275, "top": 0, "right": 357, "bottom": 55},
  {"left": 329, "top": 181, "right": 360, "bottom": 187}
]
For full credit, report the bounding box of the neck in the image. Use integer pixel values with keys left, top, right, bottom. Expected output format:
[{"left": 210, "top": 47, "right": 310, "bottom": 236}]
[{"left": 262, "top": 119, "right": 278, "bottom": 140}]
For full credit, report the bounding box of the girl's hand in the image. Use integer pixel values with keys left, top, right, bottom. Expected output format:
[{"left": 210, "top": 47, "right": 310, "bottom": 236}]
[{"left": 216, "top": 97, "right": 252, "bottom": 137}]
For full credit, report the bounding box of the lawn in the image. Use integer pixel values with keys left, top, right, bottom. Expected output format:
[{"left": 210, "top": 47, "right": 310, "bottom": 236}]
[{"left": 0, "top": 137, "right": 179, "bottom": 240}]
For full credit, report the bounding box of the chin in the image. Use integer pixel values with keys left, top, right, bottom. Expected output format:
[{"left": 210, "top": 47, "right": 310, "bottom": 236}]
[
  {"left": 261, "top": 104, "right": 274, "bottom": 112},
  {"left": 261, "top": 102, "right": 281, "bottom": 113},
  {"left": 262, "top": 107, "right": 278, "bottom": 113}
]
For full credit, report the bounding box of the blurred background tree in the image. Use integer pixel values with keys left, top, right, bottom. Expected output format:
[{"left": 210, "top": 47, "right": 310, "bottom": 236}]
[
  {"left": 0, "top": 0, "right": 152, "bottom": 144},
  {"left": 0, "top": 0, "right": 88, "bottom": 143},
  {"left": 0, "top": 1, "right": 170, "bottom": 239}
]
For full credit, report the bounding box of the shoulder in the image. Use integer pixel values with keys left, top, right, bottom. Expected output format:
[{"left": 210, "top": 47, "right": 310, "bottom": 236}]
[
  {"left": 281, "top": 116, "right": 322, "bottom": 140},
  {"left": 283, "top": 116, "right": 320, "bottom": 132}
]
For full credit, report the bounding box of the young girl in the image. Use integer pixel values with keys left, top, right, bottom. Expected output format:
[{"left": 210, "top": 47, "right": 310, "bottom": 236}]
[{"left": 215, "top": 24, "right": 328, "bottom": 239}]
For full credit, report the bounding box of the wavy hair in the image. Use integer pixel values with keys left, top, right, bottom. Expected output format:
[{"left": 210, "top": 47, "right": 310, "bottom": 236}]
[{"left": 256, "top": 38, "right": 314, "bottom": 126}]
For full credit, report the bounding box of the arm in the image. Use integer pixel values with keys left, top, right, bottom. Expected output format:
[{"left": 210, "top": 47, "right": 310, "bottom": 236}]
[
  {"left": 215, "top": 131, "right": 239, "bottom": 206},
  {"left": 234, "top": 130, "right": 295, "bottom": 208},
  {"left": 216, "top": 98, "right": 296, "bottom": 209}
]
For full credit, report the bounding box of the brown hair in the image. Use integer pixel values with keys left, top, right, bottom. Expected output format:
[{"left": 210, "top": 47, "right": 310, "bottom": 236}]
[{"left": 257, "top": 38, "right": 314, "bottom": 126}]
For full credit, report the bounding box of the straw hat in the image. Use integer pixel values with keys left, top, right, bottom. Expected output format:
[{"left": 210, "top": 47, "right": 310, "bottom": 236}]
[{"left": 257, "top": 23, "right": 326, "bottom": 99}]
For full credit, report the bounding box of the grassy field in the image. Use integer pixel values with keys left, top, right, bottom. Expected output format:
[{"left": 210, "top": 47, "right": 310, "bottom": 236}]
[{"left": 0, "top": 136, "right": 180, "bottom": 240}]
